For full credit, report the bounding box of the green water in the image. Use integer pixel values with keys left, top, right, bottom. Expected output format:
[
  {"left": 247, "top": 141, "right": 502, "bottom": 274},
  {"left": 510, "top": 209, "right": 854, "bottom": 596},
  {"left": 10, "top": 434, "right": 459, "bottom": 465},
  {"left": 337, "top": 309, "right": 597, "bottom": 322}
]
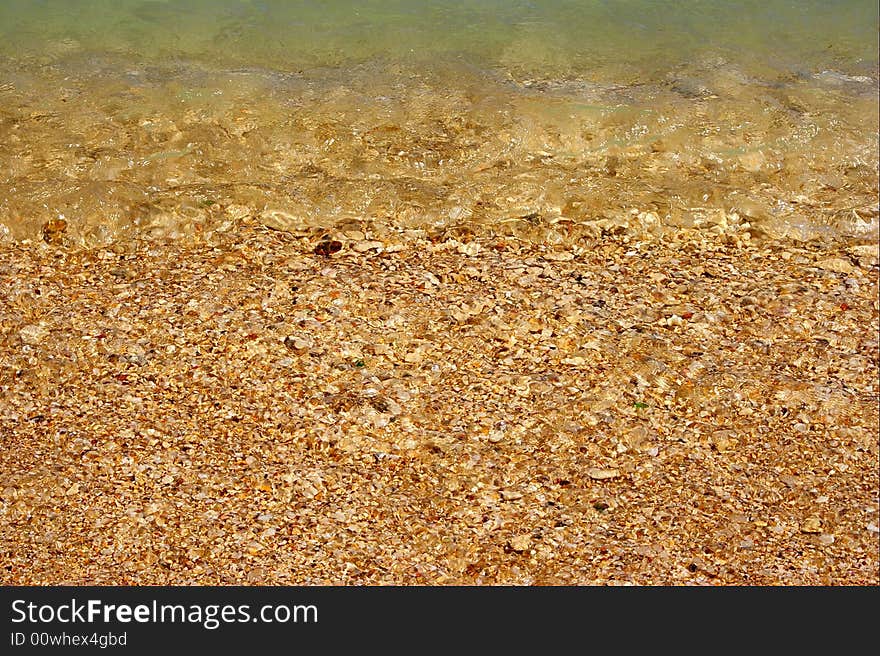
[
  {"left": 1, "top": 1, "right": 877, "bottom": 80},
  {"left": 0, "top": 1, "right": 877, "bottom": 245}
]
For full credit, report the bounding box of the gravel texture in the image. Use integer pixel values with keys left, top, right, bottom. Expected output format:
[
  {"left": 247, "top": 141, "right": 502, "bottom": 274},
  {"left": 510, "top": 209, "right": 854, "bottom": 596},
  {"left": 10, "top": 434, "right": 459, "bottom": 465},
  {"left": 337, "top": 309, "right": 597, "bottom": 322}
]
[{"left": 1, "top": 222, "right": 877, "bottom": 585}]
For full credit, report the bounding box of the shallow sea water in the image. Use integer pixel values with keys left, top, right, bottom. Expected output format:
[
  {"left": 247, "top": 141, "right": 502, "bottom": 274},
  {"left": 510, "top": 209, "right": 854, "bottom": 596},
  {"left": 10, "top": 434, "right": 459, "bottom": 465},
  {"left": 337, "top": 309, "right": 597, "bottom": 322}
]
[{"left": 0, "top": 1, "right": 877, "bottom": 245}]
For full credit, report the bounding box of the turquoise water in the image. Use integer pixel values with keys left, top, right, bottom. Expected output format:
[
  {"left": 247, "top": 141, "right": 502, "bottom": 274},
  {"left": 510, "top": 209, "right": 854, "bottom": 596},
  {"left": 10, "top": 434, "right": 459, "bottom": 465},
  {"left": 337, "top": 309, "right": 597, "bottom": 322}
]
[{"left": 0, "top": 1, "right": 877, "bottom": 245}]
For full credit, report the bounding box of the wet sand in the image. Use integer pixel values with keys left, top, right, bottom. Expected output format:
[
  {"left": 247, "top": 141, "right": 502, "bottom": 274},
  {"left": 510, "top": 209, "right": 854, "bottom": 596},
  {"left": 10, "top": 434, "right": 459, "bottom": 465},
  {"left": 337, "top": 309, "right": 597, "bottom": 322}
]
[{"left": 1, "top": 223, "right": 877, "bottom": 585}]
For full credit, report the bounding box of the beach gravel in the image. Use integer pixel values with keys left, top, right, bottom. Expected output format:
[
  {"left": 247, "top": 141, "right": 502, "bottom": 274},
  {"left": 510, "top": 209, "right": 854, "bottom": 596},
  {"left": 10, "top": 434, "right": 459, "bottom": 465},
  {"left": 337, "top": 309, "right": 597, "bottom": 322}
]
[{"left": 0, "top": 223, "right": 877, "bottom": 585}]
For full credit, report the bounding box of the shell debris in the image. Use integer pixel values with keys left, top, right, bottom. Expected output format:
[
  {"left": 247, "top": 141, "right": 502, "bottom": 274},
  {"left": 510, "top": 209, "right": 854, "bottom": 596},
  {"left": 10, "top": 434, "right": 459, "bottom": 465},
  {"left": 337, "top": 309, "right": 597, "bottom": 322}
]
[{"left": 0, "top": 224, "right": 877, "bottom": 585}]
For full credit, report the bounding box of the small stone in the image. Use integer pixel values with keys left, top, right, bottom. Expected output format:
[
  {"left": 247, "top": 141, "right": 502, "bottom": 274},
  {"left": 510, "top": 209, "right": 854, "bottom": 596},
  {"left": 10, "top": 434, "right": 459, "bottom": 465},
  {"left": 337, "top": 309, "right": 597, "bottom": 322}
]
[
  {"left": 383, "top": 398, "right": 403, "bottom": 416},
  {"left": 403, "top": 350, "right": 424, "bottom": 364},
  {"left": 41, "top": 217, "right": 67, "bottom": 244},
  {"left": 457, "top": 242, "right": 481, "bottom": 257},
  {"left": 299, "top": 483, "right": 319, "bottom": 499},
  {"left": 712, "top": 486, "right": 731, "bottom": 500},
  {"left": 800, "top": 517, "right": 822, "bottom": 533},
  {"left": 509, "top": 534, "right": 532, "bottom": 552},
  {"left": 314, "top": 239, "right": 343, "bottom": 257},
  {"left": 816, "top": 257, "right": 854, "bottom": 274},
  {"left": 259, "top": 208, "right": 304, "bottom": 232},
  {"left": 817, "top": 534, "right": 835, "bottom": 546},
  {"left": 738, "top": 150, "right": 767, "bottom": 173},
  {"left": 283, "top": 336, "right": 311, "bottom": 351},
  {"left": 448, "top": 206, "right": 471, "bottom": 221},
  {"left": 543, "top": 251, "right": 574, "bottom": 262},
  {"left": 587, "top": 468, "right": 620, "bottom": 480},
  {"left": 109, "top": 266, "right": 135, "bottom": 280},
  {"left": 711, "top": 430, "right": 737, "bottom": 453},
  {"left": 19, "top": 324, "right": 49, "bottom": 346},
  {"left": 847, "top": 244, "right": 879, "bottom": 267},
  {"left": 501, "top": 489, "right": 523, "bottom": 501},
  {"left": 353, "top": 240, "right": 384, "bottom": 253}
]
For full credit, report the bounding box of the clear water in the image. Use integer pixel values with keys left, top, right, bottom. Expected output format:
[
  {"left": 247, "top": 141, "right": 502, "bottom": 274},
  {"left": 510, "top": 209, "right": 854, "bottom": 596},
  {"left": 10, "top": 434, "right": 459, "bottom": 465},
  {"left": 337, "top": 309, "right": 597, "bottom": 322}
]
[
  {"left": 0, "top": 1, "right": 877, "bottom": 245},
  {"left": 1, "top": 1, "right": 876, "bottom": 79}
]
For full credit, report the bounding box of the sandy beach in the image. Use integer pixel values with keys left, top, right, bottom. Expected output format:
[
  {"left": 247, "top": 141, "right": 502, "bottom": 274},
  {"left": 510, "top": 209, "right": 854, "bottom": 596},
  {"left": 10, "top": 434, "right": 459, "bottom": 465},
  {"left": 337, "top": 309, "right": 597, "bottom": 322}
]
[{"left": 1, "top": 221, "right": 877, "bottom": 585}]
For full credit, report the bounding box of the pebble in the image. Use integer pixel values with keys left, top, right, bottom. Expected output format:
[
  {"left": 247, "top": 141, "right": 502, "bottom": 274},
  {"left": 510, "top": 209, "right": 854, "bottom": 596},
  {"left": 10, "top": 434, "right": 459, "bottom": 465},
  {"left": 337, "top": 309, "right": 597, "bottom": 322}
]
[
  {"left": 284, "top": 336, "right": 312, "bottom": 351},
  {"left": 509, "top": 534, "right": 532, "bottom": 552},
  {"left": 19, "top": 324, "right": 48, "bottom": 346},
  {"left": 403, "top": 349, "right": 424, "bottom": 364},
  {"left": 586, "top": 468, "right": 620, "bottom": 480},
  {"left": 800, "top": 517, "right": 823, "bottom": 534},
  {"left": 487, "top": 430, "right": 505, "bottom": 443},
  {"left": 259, "top": 209, "right": 305, "bottom": 232},
  {"left": 847, "top": 244, "right": 879, "bottom": 267},
  {"left": 383, "top": 398, "right": 403, "bottom": 416},
  {"left": 342, "top": 229, "right": 365, "bottom": 241},
  {"left": 457, "top": 242, "right": 481, "bottom": 257},
  {"left": 815, "top": 257, "right": 854, "bottom": 274},
  {"left": 41, "top": 218, "right": 67, "bottom": 245},
  {"left": 543, "top": 251, "right": 574, "bottom": 262},
  {"left": 353, "top": 240, "right": 384, "bottom": 253}
]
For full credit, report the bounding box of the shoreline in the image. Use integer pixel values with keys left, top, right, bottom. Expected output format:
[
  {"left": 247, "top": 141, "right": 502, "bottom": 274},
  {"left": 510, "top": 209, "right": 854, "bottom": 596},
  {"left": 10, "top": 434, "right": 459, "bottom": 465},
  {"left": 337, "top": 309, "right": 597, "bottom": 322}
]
[
  {"left": 2, "top": 49, "right": 878, "bottom": 247},
  {"left": 1, "top": 225, "right": 877, "bottom": 585}
]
